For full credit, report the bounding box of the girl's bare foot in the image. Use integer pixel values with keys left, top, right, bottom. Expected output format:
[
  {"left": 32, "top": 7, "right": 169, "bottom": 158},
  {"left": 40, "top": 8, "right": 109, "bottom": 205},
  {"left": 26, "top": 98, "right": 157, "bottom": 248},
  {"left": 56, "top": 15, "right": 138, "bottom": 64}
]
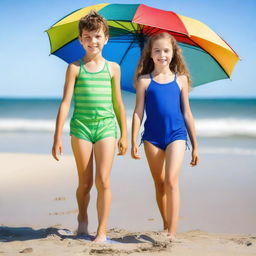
[
  {"left": 163, "top": 227, "right": 168, "bottom": 233},
  {"left": 163, "top": 222, "right": 168, "bottom": 231},
  {"left": 92, "top": 234, "right": 107, "bottom": 243},
  {"left": 166, "top": 233, "right": 181, "bottom": 243}
]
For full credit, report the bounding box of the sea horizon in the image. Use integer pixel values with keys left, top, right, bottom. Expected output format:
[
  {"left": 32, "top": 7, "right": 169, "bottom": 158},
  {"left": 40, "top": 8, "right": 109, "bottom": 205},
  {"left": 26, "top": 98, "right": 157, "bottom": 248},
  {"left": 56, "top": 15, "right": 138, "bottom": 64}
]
[{"left": 1, "top": 96, "right": 256, "bottom": 100}]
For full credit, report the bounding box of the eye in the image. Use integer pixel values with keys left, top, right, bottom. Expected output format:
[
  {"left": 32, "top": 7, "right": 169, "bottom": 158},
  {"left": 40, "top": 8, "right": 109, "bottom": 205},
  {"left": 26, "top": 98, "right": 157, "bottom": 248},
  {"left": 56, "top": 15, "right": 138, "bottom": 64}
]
[{"left": 96, "top": 35, "right": 102, "bottom": 39}]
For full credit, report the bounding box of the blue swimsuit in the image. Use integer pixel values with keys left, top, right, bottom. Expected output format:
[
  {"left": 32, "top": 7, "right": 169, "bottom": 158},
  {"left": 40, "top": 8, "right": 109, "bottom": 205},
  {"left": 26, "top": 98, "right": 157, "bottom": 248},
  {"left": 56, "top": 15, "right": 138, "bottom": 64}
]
[{"left": 141, "top": 73, "right": 187, "bottom": 150}]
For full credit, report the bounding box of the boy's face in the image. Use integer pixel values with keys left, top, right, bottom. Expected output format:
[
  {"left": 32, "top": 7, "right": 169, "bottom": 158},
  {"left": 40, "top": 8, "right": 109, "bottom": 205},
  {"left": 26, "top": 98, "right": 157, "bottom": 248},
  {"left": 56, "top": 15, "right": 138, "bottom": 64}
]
[
  {"left": 79, "top": 28, "right": 108, "bottom": 55},
  {"left": 151, "top": 38, "right": 173, "bottom": 67}
]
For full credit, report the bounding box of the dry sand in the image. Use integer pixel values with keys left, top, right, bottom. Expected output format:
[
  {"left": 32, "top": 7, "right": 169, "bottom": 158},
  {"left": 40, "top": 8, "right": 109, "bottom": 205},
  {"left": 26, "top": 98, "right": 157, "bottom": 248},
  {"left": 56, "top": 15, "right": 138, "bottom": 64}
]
[{"left": 0, "top": 226, "right": 255, "bottom": 256}]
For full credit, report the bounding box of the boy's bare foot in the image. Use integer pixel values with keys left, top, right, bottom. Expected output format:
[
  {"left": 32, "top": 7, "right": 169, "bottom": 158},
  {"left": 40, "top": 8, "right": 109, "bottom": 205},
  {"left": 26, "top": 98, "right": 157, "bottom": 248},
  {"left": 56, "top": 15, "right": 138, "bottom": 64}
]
[
  {"left": 76, "top": 214, "right": 89, "bottom": 235},
  {"left": 77, "top": 221, "right": 89, "bottom": 235}
]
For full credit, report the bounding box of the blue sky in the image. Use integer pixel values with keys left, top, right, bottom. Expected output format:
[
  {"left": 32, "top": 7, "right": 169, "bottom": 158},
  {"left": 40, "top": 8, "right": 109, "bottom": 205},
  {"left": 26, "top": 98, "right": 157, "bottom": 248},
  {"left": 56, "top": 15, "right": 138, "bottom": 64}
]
[{"left": 1, "top": 0, "right": 256, "bottom": 98}]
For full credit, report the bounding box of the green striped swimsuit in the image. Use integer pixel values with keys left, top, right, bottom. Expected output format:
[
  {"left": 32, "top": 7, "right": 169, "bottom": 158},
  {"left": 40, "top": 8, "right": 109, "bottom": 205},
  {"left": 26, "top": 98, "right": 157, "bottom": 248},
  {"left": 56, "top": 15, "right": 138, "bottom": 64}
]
[{"left": 70, "top": 59, "right": 117, "bottom": 143}]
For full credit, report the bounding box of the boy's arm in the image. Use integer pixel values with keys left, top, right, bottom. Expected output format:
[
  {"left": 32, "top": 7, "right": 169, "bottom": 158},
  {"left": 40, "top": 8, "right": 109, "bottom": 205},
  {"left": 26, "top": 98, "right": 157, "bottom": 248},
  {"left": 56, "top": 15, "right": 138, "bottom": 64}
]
[
  {"left": 110, "top": 62, "right": 128, "bottom": 155},
  {"left": 52, "top": 62, "right": 78, "bottom": 160}
]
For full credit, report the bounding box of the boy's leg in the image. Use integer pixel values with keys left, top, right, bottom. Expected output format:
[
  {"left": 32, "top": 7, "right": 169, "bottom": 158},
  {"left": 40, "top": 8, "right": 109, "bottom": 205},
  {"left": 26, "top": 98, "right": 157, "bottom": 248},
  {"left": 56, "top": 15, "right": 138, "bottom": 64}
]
[
  {"left": 165, "top": 140, "right": 186, "bottom": 237},
  {"left": 71, "top": 136, "right": 93, "bottom": 234},
  {"left": 93, "top": 136, "right": 116, "bottom": 242},
  {"left": 144, "top": 140, "right": 168, "bottom": 230}
]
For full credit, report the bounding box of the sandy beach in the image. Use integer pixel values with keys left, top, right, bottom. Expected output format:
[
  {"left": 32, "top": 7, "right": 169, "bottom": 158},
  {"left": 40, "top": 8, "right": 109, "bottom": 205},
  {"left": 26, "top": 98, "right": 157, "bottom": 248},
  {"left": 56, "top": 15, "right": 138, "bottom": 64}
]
[
  {"left": 0, "top": 148, "right": 255, "bottom": 255},
  {"left": 0, "top": 227, "right": 255, "bottom": 256}
]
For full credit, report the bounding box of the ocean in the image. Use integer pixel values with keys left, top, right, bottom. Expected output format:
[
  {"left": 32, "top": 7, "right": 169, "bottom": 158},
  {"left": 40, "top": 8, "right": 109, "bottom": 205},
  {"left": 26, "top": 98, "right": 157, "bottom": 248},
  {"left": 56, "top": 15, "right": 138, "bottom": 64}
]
[{"left": 0, "top": 93, "right": 256, "bottom": 155}]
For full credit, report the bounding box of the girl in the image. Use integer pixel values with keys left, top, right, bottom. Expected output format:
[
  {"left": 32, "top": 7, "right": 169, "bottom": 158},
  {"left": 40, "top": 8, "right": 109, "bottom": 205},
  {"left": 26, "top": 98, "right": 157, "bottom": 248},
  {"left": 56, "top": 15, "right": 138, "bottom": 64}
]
[
  {"left": 52, "top": 11, "right": 127, "bottom": 242},
  {"left": 131, "top": 32, "right": 199, "bottom": 241}
]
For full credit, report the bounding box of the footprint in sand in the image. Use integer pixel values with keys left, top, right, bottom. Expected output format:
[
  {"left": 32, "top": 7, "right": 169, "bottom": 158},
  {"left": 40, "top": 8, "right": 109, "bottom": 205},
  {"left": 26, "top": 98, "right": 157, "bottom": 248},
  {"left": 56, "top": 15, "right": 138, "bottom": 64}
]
[
  {"left": 54, "top": 197, "right": 66, "bottom": 201},
  {"left": 19, "top": 248, "right": 33, "bottom": 253},
  {"left": 49, "top": 209, "right": 78, "bottom": 215}
]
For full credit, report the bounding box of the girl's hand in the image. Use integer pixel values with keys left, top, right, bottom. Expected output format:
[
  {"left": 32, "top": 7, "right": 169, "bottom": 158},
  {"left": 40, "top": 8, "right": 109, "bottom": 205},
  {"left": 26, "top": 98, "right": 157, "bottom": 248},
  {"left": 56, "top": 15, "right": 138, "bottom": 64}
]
[
  {"left": 190, "top": 148, "right": 199, "bottom": 166},
  {"left": 117, "top": 136, "right": 127, "bottom": 155},
  {"left": 131, "top": 144, "right": 141, "bottom": 159},
  {"left": 52, "top": 140, "right": 63, "bottom": 161}
]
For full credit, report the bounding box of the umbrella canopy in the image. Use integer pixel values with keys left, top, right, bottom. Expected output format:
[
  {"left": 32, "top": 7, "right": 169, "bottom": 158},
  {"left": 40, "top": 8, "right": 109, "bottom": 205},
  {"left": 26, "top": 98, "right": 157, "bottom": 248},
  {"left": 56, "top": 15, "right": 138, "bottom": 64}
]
[{"left": 46, "top": 3, "right": 239, "bottom": 92}]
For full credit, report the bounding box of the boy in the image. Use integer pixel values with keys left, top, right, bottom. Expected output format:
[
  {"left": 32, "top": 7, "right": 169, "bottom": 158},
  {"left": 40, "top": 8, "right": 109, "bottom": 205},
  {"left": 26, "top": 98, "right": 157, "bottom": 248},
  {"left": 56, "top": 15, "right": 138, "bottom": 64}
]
[{"left": 52, "top": 10, "right": 127, "bottom": 242}]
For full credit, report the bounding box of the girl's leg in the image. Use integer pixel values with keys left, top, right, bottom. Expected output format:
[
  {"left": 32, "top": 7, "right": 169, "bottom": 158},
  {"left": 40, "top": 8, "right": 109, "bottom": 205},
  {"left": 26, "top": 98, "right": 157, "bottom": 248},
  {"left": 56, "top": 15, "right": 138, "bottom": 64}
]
[
  {"left": 93, "top": 137, "right": 116, "bottom": 242},
  {"left": 165, "top": 140, "right": 186, "bottom": 237},
  {"left": 71, "top": 136, "right": 93, "bottom": 234},
  {"left": 144, "top": 141, "right": 168, "bottom": 230}
]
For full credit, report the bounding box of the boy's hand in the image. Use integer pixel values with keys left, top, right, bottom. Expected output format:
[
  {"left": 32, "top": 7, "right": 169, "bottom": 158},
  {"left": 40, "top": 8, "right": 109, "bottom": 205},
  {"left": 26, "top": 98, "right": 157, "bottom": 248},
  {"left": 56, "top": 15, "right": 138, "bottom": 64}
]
[
  {"left": 117, "top": 136, "right": 127, "bottom": 155},
  {"left": 131, "top": 144, "right": 141, "bottom": 159},
  {"left": 190, "top": 148, "right": 199, "bottom": 167},
  {"left": 52, "top": 140, "right": 63, "bottom": 161}
]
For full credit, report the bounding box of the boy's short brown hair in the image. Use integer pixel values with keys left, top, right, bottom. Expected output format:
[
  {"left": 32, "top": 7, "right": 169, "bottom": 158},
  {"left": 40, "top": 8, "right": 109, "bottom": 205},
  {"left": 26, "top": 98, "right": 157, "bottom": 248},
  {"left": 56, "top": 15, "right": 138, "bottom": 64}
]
[{"left": 78, "top": 10, "right": 109, "bottom": 37}]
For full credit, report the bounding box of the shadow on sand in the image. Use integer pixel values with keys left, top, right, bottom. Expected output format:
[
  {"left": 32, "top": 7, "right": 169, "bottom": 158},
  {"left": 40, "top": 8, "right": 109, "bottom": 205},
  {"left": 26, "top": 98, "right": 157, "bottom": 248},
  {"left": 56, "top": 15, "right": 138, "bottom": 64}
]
[{"left": 0, "top": 226, "right": 155, "bottom": 245}]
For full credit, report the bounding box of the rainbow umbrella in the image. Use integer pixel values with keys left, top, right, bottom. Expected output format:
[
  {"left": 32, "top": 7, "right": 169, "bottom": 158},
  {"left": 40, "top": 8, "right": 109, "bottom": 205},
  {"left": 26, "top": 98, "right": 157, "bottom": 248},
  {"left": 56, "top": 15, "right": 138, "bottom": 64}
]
[{"left": 46, "top": 3, "right": 239, "bottom": 92}]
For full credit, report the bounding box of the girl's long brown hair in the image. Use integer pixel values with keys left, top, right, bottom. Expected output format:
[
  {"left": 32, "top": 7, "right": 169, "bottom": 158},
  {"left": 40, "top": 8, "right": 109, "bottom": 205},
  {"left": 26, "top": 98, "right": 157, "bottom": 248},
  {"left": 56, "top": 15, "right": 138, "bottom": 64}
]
[{"left": 134, "top": 32, "right": 192, "bottom": 90}]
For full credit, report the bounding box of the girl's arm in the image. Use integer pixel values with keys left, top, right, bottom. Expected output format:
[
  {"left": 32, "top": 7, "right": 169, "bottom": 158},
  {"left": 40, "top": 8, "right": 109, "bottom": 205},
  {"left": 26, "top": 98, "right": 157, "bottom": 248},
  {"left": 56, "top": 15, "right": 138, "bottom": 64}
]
[
  {"left": 131, "top": 77, "right": 147, "bottom": 159},
  {"left": 179, "top": 75, "right": 199, "bottom": 166},
  {"left": 110, "top": 62, "right": 128, "bottom": 155},
  {"left": 52, "top": 63, "right": 78, "bottom": 161}
]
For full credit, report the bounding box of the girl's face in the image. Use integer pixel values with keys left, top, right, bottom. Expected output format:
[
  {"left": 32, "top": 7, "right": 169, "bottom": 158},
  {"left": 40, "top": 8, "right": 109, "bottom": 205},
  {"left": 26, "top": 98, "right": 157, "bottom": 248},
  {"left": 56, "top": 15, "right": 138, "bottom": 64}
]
[
  {"left": 151, "top": 38, "right": 173, "bottom": 67},
  {"left": 79, "top": 28, "right": 108, "bottom": 55}
]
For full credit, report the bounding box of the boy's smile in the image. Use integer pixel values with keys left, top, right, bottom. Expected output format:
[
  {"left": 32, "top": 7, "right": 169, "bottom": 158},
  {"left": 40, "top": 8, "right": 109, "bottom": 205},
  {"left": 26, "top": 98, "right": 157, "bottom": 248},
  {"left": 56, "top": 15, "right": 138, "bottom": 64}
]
[{"left": 79, "top": 28, "right": 108, "bottom": 55}]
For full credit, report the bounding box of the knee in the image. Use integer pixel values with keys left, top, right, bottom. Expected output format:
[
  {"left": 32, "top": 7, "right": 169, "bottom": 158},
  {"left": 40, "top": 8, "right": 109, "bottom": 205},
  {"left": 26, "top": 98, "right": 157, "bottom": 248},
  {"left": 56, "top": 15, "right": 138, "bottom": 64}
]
[
  {"left": 165, "top": 177, "right": 179, "bottom": 190},
  {"left": 77, "top": 182, "right": 93, "bottom": 195},
  {"left": 154, "top": 179, "right": 165, "bottom": 194},
  {"left": 95, "top": 176, "right": 110, "bottom": 191}
]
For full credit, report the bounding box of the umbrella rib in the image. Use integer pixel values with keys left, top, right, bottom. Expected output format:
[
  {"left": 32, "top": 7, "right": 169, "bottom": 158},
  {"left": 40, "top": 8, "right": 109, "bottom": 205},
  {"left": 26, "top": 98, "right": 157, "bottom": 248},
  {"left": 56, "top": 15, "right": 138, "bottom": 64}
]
[
  {"left": 119, "top": 38, "right": 136, "bottom": 66},
  {"left": 130, "top": 21, "right": 144, "bottom": 46},
  {"left": 111, "top": 20, "right": 133, "bottom": 33},
  {"left": 146, "top": 26, "right": 159, "bottom": 36},
  {"left": 130, "top": 21, "right": 138, "bottom": 34},
  {"left": 138, "top": 23, "right": 143, "bottom": 33}
]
